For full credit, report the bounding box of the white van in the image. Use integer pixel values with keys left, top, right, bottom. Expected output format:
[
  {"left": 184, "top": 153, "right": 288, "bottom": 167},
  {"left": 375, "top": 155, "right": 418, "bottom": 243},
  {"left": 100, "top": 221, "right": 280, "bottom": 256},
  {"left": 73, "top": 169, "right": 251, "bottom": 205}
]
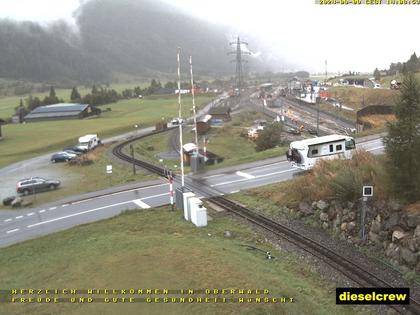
[{"left": 77, "top": 134, "right": 100, "bottom": 152}]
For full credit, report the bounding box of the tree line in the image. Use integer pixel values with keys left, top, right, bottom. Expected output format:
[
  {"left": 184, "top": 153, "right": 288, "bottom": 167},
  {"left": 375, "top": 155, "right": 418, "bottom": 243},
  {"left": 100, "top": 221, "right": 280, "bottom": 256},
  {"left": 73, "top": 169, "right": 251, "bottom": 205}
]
[
  {"left": 373, "top": 52, "right": 420, "bottom": 80},
  {"left": 13, "top": 78, "right": 215, "bottom": 120}
]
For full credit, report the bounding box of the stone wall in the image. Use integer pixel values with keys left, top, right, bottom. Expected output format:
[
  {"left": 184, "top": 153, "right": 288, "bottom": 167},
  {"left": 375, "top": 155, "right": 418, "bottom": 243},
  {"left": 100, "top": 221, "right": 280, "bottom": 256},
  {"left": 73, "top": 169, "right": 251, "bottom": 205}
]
[{"left": 296, "top": 199, "right": 420, "bottom": 272}]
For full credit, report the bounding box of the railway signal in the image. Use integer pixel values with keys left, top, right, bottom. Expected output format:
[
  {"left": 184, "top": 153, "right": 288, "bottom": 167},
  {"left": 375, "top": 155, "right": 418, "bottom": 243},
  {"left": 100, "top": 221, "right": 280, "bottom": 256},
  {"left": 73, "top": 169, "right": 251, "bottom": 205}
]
[{"left": 360, "top": 185, "right": 374, "bottom": 241}]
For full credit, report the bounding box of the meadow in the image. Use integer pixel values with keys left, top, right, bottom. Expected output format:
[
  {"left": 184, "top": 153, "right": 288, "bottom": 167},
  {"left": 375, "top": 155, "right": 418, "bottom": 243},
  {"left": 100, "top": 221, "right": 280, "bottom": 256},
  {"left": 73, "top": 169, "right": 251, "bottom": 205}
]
[
  {"left": 0, "top": 95, "right": 213, "bottom": 167},
  {"left": 0, "top": 207, "right": 367, "bottom": 315}
]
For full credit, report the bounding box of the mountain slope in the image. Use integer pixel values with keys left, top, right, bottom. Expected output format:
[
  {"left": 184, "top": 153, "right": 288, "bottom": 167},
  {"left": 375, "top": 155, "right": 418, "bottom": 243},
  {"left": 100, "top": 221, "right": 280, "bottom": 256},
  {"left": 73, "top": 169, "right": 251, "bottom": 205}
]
[{"left": 0, "top": 0, "right": 240, "bottom": 83}]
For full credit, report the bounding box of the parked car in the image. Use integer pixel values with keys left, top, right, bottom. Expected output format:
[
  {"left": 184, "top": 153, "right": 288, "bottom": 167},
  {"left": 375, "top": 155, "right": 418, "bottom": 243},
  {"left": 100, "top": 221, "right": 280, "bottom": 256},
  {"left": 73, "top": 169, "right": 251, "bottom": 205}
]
[
  {"left": 51, "top": 151, "right": 77, "bottom": 163},
  {"left": 63, "top": 146, "right": 85, "bottom": 154},
  {"left": 171, "top": 118, "right": 184, "bottom": 125},
  {"left": 16, "top": 177, "right": 61, "bottom": 195},
  {"left": 285, "top": 127, "right": 301, "bottom": 135},
  {"left": 63, "top": 149, "right": 82, "bottom": 156},
  {"left": 325, "top": 98, "right": 340, "bottom": 108},
  {"left": 307, "top": 128, "right": 318, "bottom": 135}
]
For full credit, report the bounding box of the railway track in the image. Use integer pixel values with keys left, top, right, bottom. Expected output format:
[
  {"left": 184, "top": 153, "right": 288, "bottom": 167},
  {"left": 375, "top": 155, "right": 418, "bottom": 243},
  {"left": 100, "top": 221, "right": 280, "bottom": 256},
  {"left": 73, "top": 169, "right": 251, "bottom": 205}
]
[
  {"left": 281, "top": 96, "right": 355, "bottom": 133},
  {"left": 112, "top": 127, "right": 177, "bottom": 177},
  {"left": 209, "top": 197, "right": 420, "bottom": 314},
  {"left": 112, "top": 127, "right": 420, "bottom": 315}
]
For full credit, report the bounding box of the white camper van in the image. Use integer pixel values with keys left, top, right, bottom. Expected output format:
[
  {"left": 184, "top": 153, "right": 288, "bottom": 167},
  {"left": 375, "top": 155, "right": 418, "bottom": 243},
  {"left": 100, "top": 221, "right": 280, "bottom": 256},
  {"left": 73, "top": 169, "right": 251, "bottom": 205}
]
[
  {"left": 77, "top": 134, "right": 100, "bottom": 152},
  {"left": 286, "top": 134, "right": 356, "bottom": 170}
]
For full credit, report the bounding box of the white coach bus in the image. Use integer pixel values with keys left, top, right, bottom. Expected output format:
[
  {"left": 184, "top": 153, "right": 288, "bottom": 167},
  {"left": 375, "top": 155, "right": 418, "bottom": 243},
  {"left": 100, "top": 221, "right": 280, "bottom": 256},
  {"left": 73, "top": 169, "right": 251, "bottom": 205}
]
[{"left": 286, "top": 134, "right": 356, "bottom": 170}]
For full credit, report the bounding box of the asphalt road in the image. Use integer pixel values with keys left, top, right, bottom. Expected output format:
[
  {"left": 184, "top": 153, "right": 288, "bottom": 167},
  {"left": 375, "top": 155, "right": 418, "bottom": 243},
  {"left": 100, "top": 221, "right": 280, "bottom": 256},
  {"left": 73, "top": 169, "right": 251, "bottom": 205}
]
[{"left": 0, "top": 137, "right": 384, "bottom": 247}]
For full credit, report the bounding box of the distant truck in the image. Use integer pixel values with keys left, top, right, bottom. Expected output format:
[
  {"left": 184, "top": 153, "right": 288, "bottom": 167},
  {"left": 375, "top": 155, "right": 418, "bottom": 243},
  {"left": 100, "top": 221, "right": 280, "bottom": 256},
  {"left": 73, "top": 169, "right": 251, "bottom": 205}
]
[{"left": 77, "top": 134, "right": 100, "bottom": 152}]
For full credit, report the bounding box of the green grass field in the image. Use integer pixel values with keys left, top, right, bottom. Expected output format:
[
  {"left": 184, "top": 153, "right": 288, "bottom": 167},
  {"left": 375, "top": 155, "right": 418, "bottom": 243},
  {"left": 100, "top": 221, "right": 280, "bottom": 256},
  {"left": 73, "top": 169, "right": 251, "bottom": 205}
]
[
  {"left": 327, "top": 87, "right": 398, "bottom": 110},
  {"left": 0, "top": 82, "right": 154, "bottom": 118},
  {"left": 0, "top": 95, "right": 213, "bottom": 167},
  {"left": 0, "top": 207, "right": 367, "bottom": 315},
  {"left": 130, "top": 111, "right": 288, "bottom": 175}
]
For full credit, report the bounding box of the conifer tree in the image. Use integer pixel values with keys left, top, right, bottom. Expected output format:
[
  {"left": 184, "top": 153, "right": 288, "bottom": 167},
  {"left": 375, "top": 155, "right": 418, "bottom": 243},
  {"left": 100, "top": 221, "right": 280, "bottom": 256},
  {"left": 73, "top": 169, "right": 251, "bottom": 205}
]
[
  {"left": 384, "top": 72, "right": 420, "bottom": 201},
  {"left": 70, "top": 87, "right": 81, "bottom": 101}
]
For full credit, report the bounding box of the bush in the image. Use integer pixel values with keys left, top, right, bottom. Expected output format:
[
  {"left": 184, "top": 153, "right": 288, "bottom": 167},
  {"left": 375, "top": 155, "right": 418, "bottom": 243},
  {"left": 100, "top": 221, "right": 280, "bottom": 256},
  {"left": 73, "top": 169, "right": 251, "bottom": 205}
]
[
  {"left": 287, "top": 150, "right": 390, "bottom": 203},
  {"left": 255, "top": 123, "right": 283, "bottom": 152},
  {"left": 68, "top": 156, "right": 94, "bottom": 166}
]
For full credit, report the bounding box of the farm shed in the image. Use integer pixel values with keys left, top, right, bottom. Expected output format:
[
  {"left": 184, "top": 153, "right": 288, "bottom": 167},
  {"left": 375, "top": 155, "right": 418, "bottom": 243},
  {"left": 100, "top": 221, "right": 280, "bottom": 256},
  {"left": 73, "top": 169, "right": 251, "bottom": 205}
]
[{"left": 24, "top": 103, "right": 99, "bottom": 122}]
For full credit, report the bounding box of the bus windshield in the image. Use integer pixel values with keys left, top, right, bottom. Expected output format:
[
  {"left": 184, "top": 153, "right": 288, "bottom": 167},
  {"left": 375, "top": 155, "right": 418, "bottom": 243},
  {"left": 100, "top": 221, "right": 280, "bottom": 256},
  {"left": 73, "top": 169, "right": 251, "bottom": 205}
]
[{"left": 345, "top": 139, "right": 356, "bottom": 150}]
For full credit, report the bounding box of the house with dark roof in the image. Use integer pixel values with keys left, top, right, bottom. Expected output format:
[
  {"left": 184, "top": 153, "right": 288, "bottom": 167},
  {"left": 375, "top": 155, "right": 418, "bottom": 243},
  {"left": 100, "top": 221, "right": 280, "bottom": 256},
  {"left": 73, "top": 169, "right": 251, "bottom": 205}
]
[{"left": 24, "top": 103, "right": 99, "bottom": 122}]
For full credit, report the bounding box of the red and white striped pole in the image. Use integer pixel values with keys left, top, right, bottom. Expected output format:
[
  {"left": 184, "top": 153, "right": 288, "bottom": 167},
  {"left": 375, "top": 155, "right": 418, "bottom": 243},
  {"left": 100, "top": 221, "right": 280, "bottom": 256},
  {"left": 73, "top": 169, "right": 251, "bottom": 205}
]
[{"left": 169, "top": 174, "right": 174, "bottom": 210}]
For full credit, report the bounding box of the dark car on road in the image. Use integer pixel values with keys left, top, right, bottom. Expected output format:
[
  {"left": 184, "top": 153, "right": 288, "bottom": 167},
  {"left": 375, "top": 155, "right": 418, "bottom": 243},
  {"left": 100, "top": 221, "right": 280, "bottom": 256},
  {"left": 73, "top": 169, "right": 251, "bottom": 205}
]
[
  {"left": 51, "top": 151, "right": 77, "bottom": 163},
  {"left": 16, "top": 177, "right": 61, "bottom": 195}
]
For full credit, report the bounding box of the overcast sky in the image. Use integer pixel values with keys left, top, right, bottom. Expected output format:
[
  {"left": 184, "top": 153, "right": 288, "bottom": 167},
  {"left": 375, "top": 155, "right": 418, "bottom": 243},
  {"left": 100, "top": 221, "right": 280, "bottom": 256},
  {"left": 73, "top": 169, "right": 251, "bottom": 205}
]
[{"left": 0, "top": 0, "right": 419, "bottom": 73}]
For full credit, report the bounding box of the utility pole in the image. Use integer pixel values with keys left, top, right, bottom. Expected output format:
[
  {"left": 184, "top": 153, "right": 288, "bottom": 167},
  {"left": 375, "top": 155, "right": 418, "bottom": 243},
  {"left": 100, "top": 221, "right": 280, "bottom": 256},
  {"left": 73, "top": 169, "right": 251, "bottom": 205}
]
[
  {"left": 189, "top": 56, "right": 199, "bottom": 156},
  {"left": 176, "top": 48, "right": 185, "bottom": 187},
  {"left": 228, "top": 36, "right": 251, "bottom": 95}
]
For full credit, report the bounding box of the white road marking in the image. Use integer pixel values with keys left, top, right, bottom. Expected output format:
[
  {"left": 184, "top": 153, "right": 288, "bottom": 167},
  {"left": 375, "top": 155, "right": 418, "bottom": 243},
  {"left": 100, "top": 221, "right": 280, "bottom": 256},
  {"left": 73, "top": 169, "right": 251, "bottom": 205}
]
[
  {"left": 49, "top": 207, "right": 57, "bottom": 210},
  {"left": 4, "top": 219, "right": 12, "bottom": 223},
  {"left": 27, "top": 212, "right": 35, "bottom": 216},
  {"left": 61, "top": 204, "right": 69, "bottom": 208},
  {"left": 15, "top": 216, "right": 23, "bottom": 219},
  {"left": 70, "top": 183, "right": 168, "bottom": 205},
  {"left": 6, "top": 228, "right": 19, "bottom": 234},
  {"left": 249, "top": 161, "right": 289, "bottom": 170},
  {"left": 202, "top": 174, "right": 225, "bottom": 179},
  {"left": 255, "top": 168, "right": 296, "bottom": 179},
  {"left": 211, "top": 168, "right": 296, "bottom": 187},
  {"left": 236, "top": 171, "right": 255, "bottom": 179},
  {"left": 366, "top": 146, "right": 384, "bottom": 152},
  {"left": 27, "top": 200, "right": 133, "bottom": 229},
  {"left": 39, "top": 210, "right": 46, "bottom": 213},
  {"left": 230, "top": 190, "right": 240, "bottom": 194},
  {"left": 133, "top": 199, "right": 151, "bottom": 209}
]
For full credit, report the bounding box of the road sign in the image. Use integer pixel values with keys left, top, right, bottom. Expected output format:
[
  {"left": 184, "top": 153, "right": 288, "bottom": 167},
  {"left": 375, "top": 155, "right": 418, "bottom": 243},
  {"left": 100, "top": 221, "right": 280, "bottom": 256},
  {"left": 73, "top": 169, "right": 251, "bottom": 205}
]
[
  {"left": 106, "top": 165, "right": 113, "bottom": 174},
  {"left": 363, "top": 186, "right": 373, "bottom": 197}
]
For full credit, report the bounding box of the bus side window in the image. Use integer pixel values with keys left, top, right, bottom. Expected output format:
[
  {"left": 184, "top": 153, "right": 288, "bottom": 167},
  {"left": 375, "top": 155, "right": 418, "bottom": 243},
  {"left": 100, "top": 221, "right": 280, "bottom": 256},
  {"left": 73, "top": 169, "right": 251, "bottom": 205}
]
[
  {"left": 336, "top": 144, "right": 342, "bottom": 151},
  {"left": 311, "top": 149, "right": 318, "bottom": 156},
  {"left": 329, "top": 144, "right": 334, "bottom": 153}
]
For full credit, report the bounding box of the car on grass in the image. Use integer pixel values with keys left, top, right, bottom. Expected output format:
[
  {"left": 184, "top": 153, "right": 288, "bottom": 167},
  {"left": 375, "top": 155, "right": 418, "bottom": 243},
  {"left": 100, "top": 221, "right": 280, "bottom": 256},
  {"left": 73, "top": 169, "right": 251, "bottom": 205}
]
[
  {"left": 51, "top": 151, "right": 77, "bottom": 163},
  {"left": 16, "top": 177, "right": 61, "bottom": 195}
]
